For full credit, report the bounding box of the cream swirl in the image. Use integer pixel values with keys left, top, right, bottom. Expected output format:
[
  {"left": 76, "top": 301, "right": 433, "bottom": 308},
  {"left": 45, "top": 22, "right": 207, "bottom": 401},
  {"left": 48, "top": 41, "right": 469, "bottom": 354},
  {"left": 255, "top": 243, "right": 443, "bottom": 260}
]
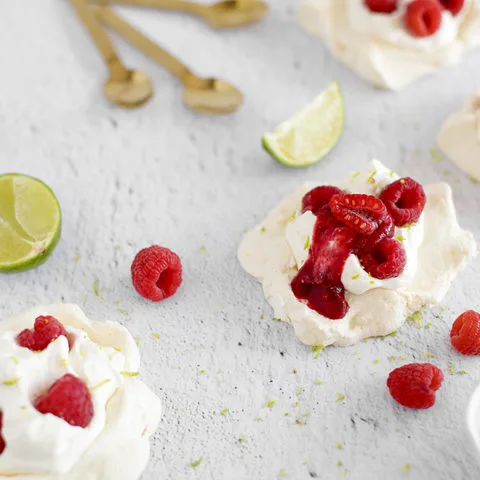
[
  {"left": 297, "top": 0, "right": 480, "bottom": 90},
  {"left": 0, "top": 304, "right": 161, "bottom": 479},
  {"left": 438, "top": 92, "right": 480, "bottom": 182}
]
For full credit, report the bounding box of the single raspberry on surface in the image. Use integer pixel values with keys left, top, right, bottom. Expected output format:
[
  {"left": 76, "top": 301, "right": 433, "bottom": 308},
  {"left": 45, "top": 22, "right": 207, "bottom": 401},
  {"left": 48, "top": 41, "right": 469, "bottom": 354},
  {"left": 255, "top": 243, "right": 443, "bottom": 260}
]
[
  {"left": 357, "top": 214, "right": 395, "bottom": 252},
  {"left": 329, "top": 193, "right": 388, "bottom": 235},
  {"left": 301, "top": 186, "right": 344, "bottom": 215},
  {"left": 34, "top": 374, "right": 94, "bottom": 428},
  {"left": 450, "top": 310, "right": 480, "bottom": 355},
  {"left": 387, "top": 363, "right": 444, "bottom": 409},
  {"left": 438, "top": 0, "right": 464, "bottom": 15},
  {"left": 0, "top": 412, "right": 5, "bottom": 454},
  {"left": 17, "top": 316, "right": 68, "bottom": 352},
  {"left": 364, "top": 0, "right": 398, "bottom": 13},
  {"left": 380, "top": 177, "right": 426, "bottom": 226},
  {"left": 358, "top": 237, "right": 406, "bottom": 279},
  {"left": 404, "top": 0, "right": 443, "bottom": 37},
  {"left": 131, "top": 245, "right": 183, "bottom": 302},
  {"left": 307, "top": 284, "right": 349, "bottom": 320}
]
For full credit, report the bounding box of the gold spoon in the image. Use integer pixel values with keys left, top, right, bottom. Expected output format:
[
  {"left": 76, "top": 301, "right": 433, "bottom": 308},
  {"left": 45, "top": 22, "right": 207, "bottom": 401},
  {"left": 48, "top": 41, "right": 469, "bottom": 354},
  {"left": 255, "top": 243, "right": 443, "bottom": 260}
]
[
  {"left": 68, "top": 0, "right": 153, "bottom": 108},
  {"left": 94, "top": 6, "right": 243, "bottom": 114},
  {"left": 92, "top": 0, "right": 268, "bottom": 29}
]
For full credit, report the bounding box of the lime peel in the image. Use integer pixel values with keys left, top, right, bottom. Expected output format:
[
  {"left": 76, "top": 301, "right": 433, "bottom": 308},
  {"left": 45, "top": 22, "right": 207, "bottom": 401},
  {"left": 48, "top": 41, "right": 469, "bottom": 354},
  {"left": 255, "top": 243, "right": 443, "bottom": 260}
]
[{"left": 262, "top": 81, "right": 344, "bottom": 168}]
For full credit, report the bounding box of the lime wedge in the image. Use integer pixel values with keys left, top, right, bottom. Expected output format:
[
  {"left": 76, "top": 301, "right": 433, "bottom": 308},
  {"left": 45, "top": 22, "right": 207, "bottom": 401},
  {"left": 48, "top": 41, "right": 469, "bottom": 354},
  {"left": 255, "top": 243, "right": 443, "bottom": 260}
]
[
  {"left": 262, "top": 81, "right": 344, "bottom": 168},
  {"left": 0, "top": 174, "right": 61, "bottom": 272}
]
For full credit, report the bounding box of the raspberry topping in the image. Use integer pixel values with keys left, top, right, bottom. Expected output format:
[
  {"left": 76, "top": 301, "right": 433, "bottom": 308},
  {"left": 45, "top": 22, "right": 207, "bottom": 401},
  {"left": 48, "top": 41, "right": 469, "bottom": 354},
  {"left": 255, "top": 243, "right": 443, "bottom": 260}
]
[
  {"left": 329, "top": 193, "right": 388, "bottom": 235},
  {"left": 17, "top": 316, "right": 68, "bottom": 352},
  {"left": 0, "top": 412, "right": 5, "bottom": 455},
  {"left": 438, "top": 0, "right": 464, "bottom": 15},
  {"left": 309, "top": 226, "right": 358, "bottom": 284},
  {"left": 404, "top": 0, "right": 443, "bottom": 37},
  {"left": 358, "top": 237, "right": 407, "bottom": 279},
  {"left": 291, "top": 172, "right": 424, "bottom": 320},
  {"left": 291, "top": 224, "right": 356, "bottom": 320},
  {"left": 314, "top": 205, "right": 344, "bottom": 231},
  {"left": 307, "top": 285, "right": 349, "bottom": 320},
  {"left": 364, "top": 0, "right": 398, "bottom": 13},
  {"left": 34, "top": 374, "right": 94, "bottom": 428},
  {"left": 357, "top": 214, "right": 395, "bottom": 252},
  {"left": 387, "top": 363, "right": 444, "bottom": 409},
  {"left": 450, "top": 310, "right": 480, "bottom": 355},
  {"left": 302, "top": 186, "right": 344, "bottom": 215},
  {"left": 380, "top": 177, "right": 426, "bottom": 227},
  {"left": 131, "top": 245, "right": 183, "bottom": 302}
]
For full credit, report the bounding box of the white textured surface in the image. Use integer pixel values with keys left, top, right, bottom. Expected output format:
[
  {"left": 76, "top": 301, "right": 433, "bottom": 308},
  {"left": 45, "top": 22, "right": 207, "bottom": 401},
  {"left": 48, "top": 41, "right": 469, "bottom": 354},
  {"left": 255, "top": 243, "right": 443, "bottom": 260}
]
[{"left": 0, "top": 1, "right": 480, "bottom": 479}]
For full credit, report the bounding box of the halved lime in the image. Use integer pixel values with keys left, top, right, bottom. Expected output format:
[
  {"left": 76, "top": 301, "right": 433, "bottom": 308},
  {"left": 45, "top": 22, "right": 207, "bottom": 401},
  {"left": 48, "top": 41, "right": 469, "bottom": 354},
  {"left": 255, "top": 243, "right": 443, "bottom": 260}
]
[
  {"left": 262, "top": 81, "right": 344, "bottom": 168},
  {"left": 0, "top": 174, "right": 61, "bottom": 272}
]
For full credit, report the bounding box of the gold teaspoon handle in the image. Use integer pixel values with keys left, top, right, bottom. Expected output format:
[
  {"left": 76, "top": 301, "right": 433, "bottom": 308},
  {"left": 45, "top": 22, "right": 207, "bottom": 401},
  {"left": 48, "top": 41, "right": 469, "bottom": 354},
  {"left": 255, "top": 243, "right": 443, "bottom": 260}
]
[
  {"left": 94, "top": 6, "right": 192, "bottom": 81},
  {"left": 93, "top": 0, "right": 205, "bottom": 16},
  {"left": 68, "top": 0, "right": 124, "bottom": 69}
]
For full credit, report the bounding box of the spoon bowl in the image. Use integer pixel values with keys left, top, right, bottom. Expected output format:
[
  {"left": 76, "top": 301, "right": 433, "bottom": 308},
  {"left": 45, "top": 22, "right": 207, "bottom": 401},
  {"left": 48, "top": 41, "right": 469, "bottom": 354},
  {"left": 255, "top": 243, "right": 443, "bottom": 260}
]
[
  {"left": 182, "top": 75, "right": 243, "bottom": 114},
  {"left": 205, "top": 0, "right": 268, "bottom": 28},
  {"left": 104, "top": 63, "right": 153, "bottom": 108}
]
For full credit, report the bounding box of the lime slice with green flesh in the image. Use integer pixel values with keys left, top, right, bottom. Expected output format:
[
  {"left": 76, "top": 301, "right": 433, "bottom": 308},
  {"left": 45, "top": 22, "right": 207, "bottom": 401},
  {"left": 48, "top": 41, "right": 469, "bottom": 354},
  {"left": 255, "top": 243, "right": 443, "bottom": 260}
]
[
  {"left": 0, "top": 174, "right": 61, "bottom": 272},
  {"left": 262, "top": 81, "right": 345, "bottom": 168}
]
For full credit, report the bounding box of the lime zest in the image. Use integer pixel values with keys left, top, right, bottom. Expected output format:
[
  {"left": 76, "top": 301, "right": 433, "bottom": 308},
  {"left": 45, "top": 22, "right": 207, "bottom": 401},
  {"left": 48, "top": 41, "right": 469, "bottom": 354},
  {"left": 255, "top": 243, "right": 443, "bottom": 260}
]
[
  {"left": 336, "top": 393, "right": 345, "bottom": 402},
  {"left": 304, "top": 236, "right": 310, "bottom": 250},
  {"left": 90, "top": 379, "right": 112, "bottom": 392},
  {"left": 190, "top": 458, "right": 203, "bottom": 468},
  {"left": 3, "top": 378, "right": 20, "bottom": 386},
  {"left": 153, "top": 333, "right": 161, "bottom": 340},
  {"left": 403, "top": 464, "right": 411, "bottom": 473},
  {"left": 200, "top": 245, "right": 206, "bottom": 254},
  {"left": 336, "top": 442, "right": 342, "bottom": 450},
  {"left": 265, "top": 399, "right": 276, "bottom": 408},
  {"left": 220, "top": 408, "right": 229, "bottom": 416},
  {"left": 120, "top": 371, "right": 140, "bottom": 377}
]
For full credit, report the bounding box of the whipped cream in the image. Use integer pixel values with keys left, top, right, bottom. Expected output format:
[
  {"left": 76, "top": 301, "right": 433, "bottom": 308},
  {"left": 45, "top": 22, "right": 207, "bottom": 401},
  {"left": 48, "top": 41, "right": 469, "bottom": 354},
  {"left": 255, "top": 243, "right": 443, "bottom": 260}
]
[
  {"left": 297, "top": 0, "right": 480, "bottom": 90},
  {"left": 438, "top": 92, "right": 480, "bottom": 182},
  {"left": 238, "top": 160, "right": 477, "bottom": 346},
  {"left": 0, "top": 304, "right": 161, "bottom": 479}
]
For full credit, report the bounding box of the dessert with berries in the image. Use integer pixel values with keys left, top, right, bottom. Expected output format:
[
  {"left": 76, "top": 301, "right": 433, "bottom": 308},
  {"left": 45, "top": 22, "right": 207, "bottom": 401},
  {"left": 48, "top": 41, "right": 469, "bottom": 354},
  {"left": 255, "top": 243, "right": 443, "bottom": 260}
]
[
  {"left": 438, "top": 92, "right": 480, "bottom": 182},
  {"left": 0, "top": 304, "right": 161, "bottom": 479},
  {"left": 297, "top": 0, "right": 480, "bottom": 90},
  {"left": 238, "top": 160, "right": 476, "bottom": 346}
]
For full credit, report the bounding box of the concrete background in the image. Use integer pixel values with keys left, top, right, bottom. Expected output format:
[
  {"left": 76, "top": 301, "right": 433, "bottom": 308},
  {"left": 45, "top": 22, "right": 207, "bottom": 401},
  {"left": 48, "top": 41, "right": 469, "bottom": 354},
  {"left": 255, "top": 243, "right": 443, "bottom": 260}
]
[{"left": 1, "top": 1, "right": 480, "bottom": 479}]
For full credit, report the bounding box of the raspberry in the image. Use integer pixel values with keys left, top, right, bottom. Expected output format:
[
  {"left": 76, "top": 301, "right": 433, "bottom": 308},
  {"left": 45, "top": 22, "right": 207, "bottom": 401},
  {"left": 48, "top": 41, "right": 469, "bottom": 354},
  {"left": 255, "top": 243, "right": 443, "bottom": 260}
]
[
  {"left": 438, "top": 0, "right": 464, "bottom": 15},
  {"left": 404, "top": 0, "right": 443, "bottom": 37},
  {"left": 291, "top": 224, "right": 356, "bottom": 319},
  {"left": 307, "top": 285, "right": 349, "bottom": 320},
  {"left": 380, "top": 177, "right": 426, "bottom": 227},
  {"left": 357, "top": 214, "right": 395, "bottom": 252},
  {"left": 131, "top": 245, "right": 182, "bottom": 302},
  {"left": 309, "top": 226, "right": 358, "bottom": 284},
  {"left": 358, "top": 237, "right": 406, "bottom": 279},
  {"left": 0, "top": 412, "right": 5, "bottom": 454},
  {"left": 314, "top": 206, "right": 344, "bottom": 231},
  {"left": 329, "top": 194, "right": 388, "bottom": 235},
  {"left": 364, "top": 0, "right": 398, "bottom": 13},
  {"left": 450, "top": 310, "right": 480, "bottom": 355},
  {"left": 387, "top": 363, "right": 444, "bottom": 409},
  {"left": 302, "top": 186, "right": 344, "bottom": 215},
  {"left": 17, "top": 316, "right": 68, "bottom": 352},
  {"left": 34, "top": 374, "right": 94, "bottom": 428}
]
